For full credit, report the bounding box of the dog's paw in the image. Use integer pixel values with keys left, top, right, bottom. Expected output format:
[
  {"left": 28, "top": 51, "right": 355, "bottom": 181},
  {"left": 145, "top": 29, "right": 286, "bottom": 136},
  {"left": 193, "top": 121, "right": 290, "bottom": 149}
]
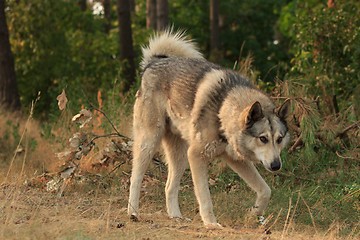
[{"left": 205, "top": 222, "right": 223, "bottom": 229}]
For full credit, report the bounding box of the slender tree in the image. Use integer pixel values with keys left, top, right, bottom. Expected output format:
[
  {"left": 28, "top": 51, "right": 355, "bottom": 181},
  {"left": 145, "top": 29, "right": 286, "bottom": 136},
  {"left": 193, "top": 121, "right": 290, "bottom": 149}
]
[
  {"left": 78, "top": 0, "right": 87, "bottom": 11},
  {"left": 0, "top": 0, "right": 21, "bottom": 111},
  {"left": 156, "top": 0, "right": 168, "bottom": 31},
  {"left": 146, "top": 0, "right": 157, "bottom": 30},
  {"left": 102, "top": 0, "right": 111, "bottom": 34},
  {"left": 117, "top": 0, "right": 136, "bottom": 92}
]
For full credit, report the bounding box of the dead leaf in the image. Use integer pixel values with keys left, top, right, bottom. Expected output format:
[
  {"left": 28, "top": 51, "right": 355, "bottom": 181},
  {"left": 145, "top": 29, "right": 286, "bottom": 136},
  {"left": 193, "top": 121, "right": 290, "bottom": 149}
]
[
  {"left": 75, "top": 145, "right": 92, "bottom": 159},
  {"left": 55, "top": 150, "right": 72, "bottom": 159},
  {"left": 60, "top": 166, "right": 77, "bottom": 179},
  {"left": 209, "top": 178, "right": 216, "bottom": 186},
  {"left": 15, "top": 146, "right": 25, "bottom": 154},
  {"left": 56, "top": 89, "right": 68, "bottom": 110},
  {"left": 69, "top": 133, "right": 83, "bottom": 148},
  {"left": 72, "top": 109, "right": 93, "bottom": 128},
  {"left": 46, "top": 177, "right": 61, "bottom": 192}
]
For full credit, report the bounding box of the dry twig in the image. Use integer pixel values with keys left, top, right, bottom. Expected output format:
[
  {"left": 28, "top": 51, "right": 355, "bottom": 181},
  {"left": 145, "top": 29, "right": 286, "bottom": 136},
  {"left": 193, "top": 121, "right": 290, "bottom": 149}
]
[
  {"left": 336, "top": 120, "right": 360, "bottom": 138},
  {"left": 332, "top": 189, "right": 360, "bottom": 207},
  {"left": 335, "top": 151, "right": 359, "bottom": 161},
  {"left": 288, "top": 136, "right": 304, "bottom": 154}
]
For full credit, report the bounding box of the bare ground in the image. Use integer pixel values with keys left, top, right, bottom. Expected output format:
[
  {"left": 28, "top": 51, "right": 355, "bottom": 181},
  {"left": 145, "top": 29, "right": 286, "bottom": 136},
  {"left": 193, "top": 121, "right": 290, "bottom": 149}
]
[{"left": 0, "top": 183, "right": 345, "bottom": 240}]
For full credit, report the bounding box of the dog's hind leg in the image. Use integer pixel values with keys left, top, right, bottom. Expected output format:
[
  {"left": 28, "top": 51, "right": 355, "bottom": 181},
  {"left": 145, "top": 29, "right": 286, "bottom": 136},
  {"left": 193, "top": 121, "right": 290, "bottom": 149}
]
[
  {"left": 224, "top": 157, "right": 271, "bottom": 215},
  {"left": 128, "top": 97, "right": 165, "bottom": 218},
  {"left": 162, "top": 132, "right": 189, "bottom": 218}
]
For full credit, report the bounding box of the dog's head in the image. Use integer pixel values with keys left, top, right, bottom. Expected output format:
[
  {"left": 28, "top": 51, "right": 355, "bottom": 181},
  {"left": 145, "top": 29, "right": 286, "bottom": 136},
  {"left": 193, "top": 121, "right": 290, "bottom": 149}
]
[{"left": 234, "top": 99, "right": 291, "bottom": 172}]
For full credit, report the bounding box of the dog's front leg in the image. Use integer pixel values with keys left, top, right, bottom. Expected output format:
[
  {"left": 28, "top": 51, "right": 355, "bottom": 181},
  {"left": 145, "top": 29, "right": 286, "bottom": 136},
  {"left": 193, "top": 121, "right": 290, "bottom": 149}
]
[
  {"left": 224, "top": 157, "right": 271, "bottom": 215},
  {"left": 187, "top": 146, "right": 221, "bottom": 227}
]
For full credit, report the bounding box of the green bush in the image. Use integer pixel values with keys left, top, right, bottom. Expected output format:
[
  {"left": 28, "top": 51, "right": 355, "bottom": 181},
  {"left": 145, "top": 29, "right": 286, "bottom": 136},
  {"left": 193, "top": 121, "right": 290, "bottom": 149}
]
[
  {"left": 7, "top": 0, "right": 122, "bottom": 118},
  {"left": 280, "top": 0, "right": 360, "bottom": 109},
  {"left": 170, "top": 0, "right": 289, "bottom": 82}
]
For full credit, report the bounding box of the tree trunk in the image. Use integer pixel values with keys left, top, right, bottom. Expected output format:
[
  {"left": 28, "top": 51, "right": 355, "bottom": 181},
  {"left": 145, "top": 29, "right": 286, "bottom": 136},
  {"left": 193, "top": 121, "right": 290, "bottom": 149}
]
[
  {"left": 78, "top": 0, "right": 87, "bottom": 11},
  {"left": 0, "top": 0, "right": 21, "bottom": 111},
  {"left": 102, "top": 0, "right": 111, "bottom": 34},
  {"left": 146, "top": 0, "right": 157, "bottom": 30},
  {"left": 117, "top": 0, "right": 136, "bottom": 92},
  {"left": 129, "top": 0, "right": 135, "bottom": 12},
  {"left": 210, "top": 0, "right": 220, "bottom": 62},
  {"left": 156, "top": 0, "right": 168, "bottom": 31}
]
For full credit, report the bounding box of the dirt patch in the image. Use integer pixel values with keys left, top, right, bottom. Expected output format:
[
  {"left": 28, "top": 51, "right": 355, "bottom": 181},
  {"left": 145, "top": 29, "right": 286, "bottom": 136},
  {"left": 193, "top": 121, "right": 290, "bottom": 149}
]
[
  {"left": 1, "top": 183, "right": 344, "bottom": 240},
  {"left": 0, "top": 183, "right": 282, "bottom": 240}
]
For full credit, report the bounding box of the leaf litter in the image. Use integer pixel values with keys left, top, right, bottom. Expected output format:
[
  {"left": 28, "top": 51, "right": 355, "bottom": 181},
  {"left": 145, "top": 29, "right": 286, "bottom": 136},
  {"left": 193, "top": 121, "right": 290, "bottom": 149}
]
[{"left": 27, "top": 106, "right": 134, "bottom": 196}]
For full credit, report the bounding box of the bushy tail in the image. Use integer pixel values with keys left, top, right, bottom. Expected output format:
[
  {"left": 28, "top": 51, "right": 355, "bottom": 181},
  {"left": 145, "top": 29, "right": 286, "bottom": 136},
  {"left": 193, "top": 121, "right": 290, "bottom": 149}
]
[{"left": 140, "top": 30, "right": 204, "bottom": 70}]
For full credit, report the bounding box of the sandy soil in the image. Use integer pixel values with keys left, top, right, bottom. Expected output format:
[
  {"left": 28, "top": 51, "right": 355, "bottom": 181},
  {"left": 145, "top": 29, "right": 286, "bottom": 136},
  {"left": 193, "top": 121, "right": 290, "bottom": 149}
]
[{"left": 1, "top": 183, "right": 338, "bottom": 240}]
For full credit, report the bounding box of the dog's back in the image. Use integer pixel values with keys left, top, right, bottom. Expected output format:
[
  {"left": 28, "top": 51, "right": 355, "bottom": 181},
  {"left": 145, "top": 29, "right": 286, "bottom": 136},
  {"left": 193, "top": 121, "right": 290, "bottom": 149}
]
[{"left": 138, "top": 31, "right": 262, "bottom": 141}]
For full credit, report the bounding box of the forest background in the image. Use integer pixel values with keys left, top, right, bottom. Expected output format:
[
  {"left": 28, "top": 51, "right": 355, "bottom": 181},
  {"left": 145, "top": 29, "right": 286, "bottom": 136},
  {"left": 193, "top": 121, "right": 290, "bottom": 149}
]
[{"left": 0, "top": 0, "right": 360, "bottom": 239}]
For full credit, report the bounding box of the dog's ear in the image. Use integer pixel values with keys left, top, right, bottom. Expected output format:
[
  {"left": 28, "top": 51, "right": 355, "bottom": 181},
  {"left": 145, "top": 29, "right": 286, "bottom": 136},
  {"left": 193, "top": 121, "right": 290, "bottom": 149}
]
[
  {"left": 277, "top": 99, "right": 291, "bottom": 120},
  {"left": 245, "top": 101, "right": 264, "bottom": 126}
]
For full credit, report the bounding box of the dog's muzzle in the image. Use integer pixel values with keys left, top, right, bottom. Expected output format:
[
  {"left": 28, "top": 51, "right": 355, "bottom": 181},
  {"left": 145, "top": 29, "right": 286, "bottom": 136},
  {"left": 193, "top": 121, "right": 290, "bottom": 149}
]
[{"left": 270, "top": 159, "right": 281, "bottom": 171}]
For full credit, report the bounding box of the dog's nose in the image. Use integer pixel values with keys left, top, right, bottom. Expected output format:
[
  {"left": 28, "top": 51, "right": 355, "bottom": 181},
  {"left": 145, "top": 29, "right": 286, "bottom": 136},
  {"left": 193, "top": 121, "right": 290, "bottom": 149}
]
[{"left": 270, "top": 160, "right": 281, "bottom": 171}]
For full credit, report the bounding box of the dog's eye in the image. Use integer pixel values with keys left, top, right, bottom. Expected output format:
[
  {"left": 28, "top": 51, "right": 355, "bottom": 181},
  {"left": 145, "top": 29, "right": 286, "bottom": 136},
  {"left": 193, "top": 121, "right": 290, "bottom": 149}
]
[
  {"left": 259, "top": 136, "right": 268, "bottom": 144},
  {"left": 277, "top": 137, "right": 283, "bottom": 144}
]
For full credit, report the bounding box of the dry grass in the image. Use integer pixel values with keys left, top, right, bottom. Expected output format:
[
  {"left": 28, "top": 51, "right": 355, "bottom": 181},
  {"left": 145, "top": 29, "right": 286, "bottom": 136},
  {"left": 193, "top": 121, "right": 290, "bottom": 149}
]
[
  {"left": 0, "top": 181, "right": 355, "bottom": 240},
  {"left": 0, "top": 108, "right": 55, "bottom": 182},
  {"left": 0, "top": 106, "right": 359, "bottom": 240}
]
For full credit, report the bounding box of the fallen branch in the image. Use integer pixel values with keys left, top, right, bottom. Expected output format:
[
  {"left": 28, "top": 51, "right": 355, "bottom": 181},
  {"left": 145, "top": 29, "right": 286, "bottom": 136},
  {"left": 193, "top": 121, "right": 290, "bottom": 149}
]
[
  {"left": 82, "top": 90, "right": 130, "bottom": 140},
  {"left": 102, "top": 161, "right": 126, "bottom": 179},
  {"left": 314, "top": 95, "right": 321, "bottom": 114},
  {"left": 332, "top": 189, "right": 360, "bottom": 207},
  {"left": 300, "top": 193, "right": 318, "bottom": 234},
  {"left": 336, "top": 120, "right": 360, "bottom": 138},
  {"left": 89, "top": 133, "right": 125, "bottom": 143},
  {"left": 288, "top": 136, "right": 304, "bottom": 154}
]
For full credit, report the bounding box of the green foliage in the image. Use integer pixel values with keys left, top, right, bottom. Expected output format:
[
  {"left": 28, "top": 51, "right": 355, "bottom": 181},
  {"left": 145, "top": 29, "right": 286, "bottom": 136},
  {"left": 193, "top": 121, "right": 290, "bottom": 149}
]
[
  {"left": 7, "top": 0, "right": 122, "bottom": 118},
  {"left": 5, "top": 0, "right": 292, "bottom": 118},
  {"left": 169, "top": 0, "right": 289, "bottom": 82},
  {"left": 170, "top": 0, "right": 210, "bottom": 49},
  {"left": 9, "top": 120, "right": 20, "bottom": 144},
  {"left": 276, "top": 4, "right": 360, "bottom": 203},
  {"left": 2, "top": 120, "right": 20, "bottom": 149},
  {"left": 0, "top": 117, "right": 37, "bottom": 164},
  {"left": 220, "top": 0, "right": 289, "bottom": 81},
  {"left": 280, "top": 0, "right": 360, "bottom": 106}
]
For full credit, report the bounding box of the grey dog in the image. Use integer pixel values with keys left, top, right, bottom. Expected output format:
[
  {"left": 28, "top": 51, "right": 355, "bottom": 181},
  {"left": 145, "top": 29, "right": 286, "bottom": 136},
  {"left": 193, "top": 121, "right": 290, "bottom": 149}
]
[{"left": 128, "top": 30, "right": 290, "bottom": 227}]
